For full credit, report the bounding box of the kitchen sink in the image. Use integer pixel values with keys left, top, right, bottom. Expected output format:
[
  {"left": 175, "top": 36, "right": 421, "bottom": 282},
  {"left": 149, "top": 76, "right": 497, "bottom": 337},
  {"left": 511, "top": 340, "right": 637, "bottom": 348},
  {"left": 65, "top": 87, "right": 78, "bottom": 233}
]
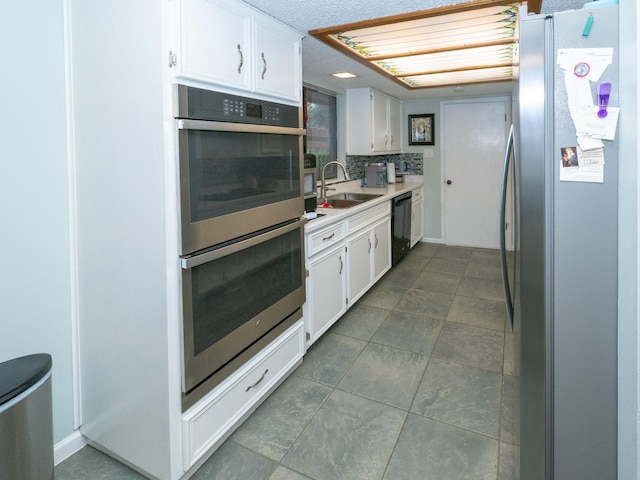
[
  {"left": 327, "top": 192, "right": 383, "bottom": 201},
  {"left": 322, "top": 192, "right": 383, "bottom": 209}
]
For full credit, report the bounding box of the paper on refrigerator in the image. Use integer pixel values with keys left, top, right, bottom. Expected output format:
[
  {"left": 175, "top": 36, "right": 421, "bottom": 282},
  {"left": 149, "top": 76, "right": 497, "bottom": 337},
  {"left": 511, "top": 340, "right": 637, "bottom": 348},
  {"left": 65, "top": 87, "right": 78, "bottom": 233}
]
[{"left": 558, "top": 48, "right": 618, "bottom": 145}]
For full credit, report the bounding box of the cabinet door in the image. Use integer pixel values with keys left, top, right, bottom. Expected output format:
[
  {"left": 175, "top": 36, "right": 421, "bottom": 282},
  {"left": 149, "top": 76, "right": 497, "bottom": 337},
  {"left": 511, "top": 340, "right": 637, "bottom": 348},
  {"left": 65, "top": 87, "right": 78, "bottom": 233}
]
[
  {"left": 307, "top": 244, "right": 346, "bottom": 345},
  {"left": 371, "top": 91, "right": 389, "bottom": 152},
  {"left": 411, "top": 189, "right": 424, "bottom": 247},
  {"left": 254, "top": 20, "right": 301, "bottom": 103},
  {"left": 346, "top": 228, "right": 373, "bottom": 305},
  {"left": 388, "top": 97, "right": 402, "bottom": 153},
  {"left": 177, "top": 0, "right": 252, "bottom": 91},
  {"left": 372, "top": 217, "right": 391, "bottom": 282}
]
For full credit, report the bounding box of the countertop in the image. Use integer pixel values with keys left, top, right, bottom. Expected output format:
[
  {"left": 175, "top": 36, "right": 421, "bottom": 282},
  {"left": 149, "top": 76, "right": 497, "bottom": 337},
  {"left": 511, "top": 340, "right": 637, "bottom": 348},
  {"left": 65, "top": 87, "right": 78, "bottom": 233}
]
[{"left": 304, "top": 175, "right": 423, "bottom": 233}]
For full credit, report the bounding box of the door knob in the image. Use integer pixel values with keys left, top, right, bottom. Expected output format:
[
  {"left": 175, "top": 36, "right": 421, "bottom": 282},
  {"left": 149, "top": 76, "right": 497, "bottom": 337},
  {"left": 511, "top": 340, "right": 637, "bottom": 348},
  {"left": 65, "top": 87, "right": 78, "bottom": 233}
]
[{"left": 446, "top": 179, "right": 452, "bottom": 185}]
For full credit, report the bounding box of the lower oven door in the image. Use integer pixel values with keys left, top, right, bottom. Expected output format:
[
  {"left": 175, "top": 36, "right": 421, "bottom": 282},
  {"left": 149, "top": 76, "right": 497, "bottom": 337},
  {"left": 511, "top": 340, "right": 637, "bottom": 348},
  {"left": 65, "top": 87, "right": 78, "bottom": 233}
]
[{"left": 180, "top": 218, "right": 306, "bottom": 397}]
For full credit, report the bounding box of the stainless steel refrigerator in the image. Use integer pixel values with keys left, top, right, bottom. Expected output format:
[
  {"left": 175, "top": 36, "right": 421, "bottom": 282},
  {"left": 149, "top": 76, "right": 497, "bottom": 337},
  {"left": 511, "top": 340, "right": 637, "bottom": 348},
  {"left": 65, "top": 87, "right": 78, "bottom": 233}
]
[{"left": 501, "top": 4, "right": 619, "bottom": 479}]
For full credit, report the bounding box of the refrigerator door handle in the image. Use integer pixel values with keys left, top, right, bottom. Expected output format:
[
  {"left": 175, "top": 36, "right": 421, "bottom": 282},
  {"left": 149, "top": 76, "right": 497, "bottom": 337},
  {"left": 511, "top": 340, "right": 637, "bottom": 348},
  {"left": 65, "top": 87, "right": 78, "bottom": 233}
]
[{"left": 500, "top": 124, "right": 515, "bottom": 331}]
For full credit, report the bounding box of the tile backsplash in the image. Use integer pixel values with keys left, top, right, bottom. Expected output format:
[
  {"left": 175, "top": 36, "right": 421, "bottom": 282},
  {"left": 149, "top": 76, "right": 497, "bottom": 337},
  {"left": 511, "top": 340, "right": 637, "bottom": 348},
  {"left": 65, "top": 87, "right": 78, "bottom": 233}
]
[{"left": 345, "top": 153, "right": 423, "bottom": 180}]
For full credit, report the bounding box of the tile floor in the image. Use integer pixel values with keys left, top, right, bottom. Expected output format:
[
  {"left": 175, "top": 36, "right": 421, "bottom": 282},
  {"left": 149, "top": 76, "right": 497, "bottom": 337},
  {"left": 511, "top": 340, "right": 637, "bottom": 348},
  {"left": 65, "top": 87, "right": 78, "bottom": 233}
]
[{"left": 55, "top": 242, "right": 519, "bottom": 480}]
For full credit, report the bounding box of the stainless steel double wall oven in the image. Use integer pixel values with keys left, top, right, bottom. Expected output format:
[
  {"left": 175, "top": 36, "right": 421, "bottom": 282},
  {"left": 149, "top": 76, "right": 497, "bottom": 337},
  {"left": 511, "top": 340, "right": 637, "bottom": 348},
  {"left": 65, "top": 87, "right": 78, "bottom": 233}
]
[{"left": 175, "top": 85, "right": 306, "bottom": 408}]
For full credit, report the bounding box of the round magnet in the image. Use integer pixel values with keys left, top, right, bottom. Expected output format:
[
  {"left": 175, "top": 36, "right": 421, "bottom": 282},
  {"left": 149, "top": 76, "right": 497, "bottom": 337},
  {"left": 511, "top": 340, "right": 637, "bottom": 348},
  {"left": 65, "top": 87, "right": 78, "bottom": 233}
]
[{"left": 574, "top": 62, "right": 590, "bottom": 77}]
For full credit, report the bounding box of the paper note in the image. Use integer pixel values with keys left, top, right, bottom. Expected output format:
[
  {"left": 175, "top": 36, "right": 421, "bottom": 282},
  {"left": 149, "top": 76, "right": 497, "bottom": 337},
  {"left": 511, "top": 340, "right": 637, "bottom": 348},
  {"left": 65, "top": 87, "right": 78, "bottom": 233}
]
[
  {"left": 576, "top": 146, "right": 605, "bottom": 165},
  {"left": 560, "top": 146, "right": 604, "bottom": 183},
  {"left": 575, "top": 106, "right": 620, "bottom": 140},
  {"left": 577, "top": 135, "right": 604, "bottom": 151},
  {"left": 564, "top": 72, "right": 594, "bottom": 122},
  {"left": 557, "top": 48, "right": 613, "bottom": 82},
  {"left": 560, "top": 164, "right": 604, "bottom": 183}
]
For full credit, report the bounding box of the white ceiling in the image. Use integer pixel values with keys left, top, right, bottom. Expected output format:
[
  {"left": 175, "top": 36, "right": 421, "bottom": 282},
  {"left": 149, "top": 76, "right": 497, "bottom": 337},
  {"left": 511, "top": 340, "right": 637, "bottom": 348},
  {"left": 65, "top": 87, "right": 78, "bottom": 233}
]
[{"left": 242, "top": 0, "right": 587, "bottom": 100}]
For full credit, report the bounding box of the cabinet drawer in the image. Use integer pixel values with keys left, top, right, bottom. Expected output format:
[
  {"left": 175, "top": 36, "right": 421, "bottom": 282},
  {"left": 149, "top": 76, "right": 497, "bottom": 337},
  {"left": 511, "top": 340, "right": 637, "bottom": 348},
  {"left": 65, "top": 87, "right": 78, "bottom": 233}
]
[
  {"left": 182, "top": 320, "right": 304, "bottom": 470},
  {"left": 306, "top": 221, "right": 345, "bottom": 256},
  {"left": 412, "top": 187, "right": 423, "bottom": 202},
  {"left": 346, "top": 202, "right": 390, "bottom": 235}
]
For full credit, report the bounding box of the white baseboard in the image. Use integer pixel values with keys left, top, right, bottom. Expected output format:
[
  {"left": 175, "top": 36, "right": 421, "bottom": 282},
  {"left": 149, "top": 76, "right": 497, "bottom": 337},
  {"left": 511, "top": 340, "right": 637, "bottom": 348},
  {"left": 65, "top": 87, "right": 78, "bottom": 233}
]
[
  {"left": 421, "top": 237, "right": 443, "bottom": 244},
  {"left": 54, "top": 430, "right": 87, "bottom": 465}
]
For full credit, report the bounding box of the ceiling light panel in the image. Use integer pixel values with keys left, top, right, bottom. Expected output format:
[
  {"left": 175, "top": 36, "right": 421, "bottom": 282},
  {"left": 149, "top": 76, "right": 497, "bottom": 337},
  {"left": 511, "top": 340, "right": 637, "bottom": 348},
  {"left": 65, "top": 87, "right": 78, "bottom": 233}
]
[
  {"left": 403, "top": 66, "right": 519, "bottom": 88},
  {"left": 310, "top": 0, "right": 521, "bottom": 89}
]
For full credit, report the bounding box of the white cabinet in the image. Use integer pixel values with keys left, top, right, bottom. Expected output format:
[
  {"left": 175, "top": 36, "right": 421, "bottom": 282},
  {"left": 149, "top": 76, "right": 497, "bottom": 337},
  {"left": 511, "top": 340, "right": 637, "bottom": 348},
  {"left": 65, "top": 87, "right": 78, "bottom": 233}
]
[
  {"left": 253, "top": 20, "right": 302, "bottom": 102},
  {"left": 306, "top": 243, "right": 347, "bottom": 345},
  {"left": 346, "top": 88, "right": 402, "bottom": 155},
  {"left": 72, "top": 1, "right": 305, "bottom": 478},
  {"left": 373, "top": 218, "right": 392, "bottom": 281},
  {"left": 346, "top": 228, "right": 372, "bottom": 305},
  {"left": 305, "top": 221, "right": 347, "bottom": 345},
  {"left": 388, "top": 97, "right": 402, "bottom": 153},
  {"left": 304, "top": 201, "right": 391, "bottom": 347},
  {"left": 411, "top": 187, "right": 424, "bottom": 247},
  {"left": 175, "top": 0, "right": 302, "bottom": 103},
  {"left": 346, "top": 216, "right": 391, "bottom": 305},
  {"left": 176, "top": 0, "right": 252, "bottom": 92}
]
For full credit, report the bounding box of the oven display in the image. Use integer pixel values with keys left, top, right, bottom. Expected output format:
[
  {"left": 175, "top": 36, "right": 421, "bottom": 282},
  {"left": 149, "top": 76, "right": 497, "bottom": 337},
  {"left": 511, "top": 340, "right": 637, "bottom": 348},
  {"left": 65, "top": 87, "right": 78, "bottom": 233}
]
[{"left": 246, "top": 102, "right": 262, "bottom": 119}]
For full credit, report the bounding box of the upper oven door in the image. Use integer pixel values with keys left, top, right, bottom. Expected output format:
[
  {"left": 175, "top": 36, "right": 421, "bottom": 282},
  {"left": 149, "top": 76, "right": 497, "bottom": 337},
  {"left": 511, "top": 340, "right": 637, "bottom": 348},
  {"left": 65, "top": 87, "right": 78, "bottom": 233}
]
[{"left": 178, "top": 119, "right": 305, "bottom": 254}]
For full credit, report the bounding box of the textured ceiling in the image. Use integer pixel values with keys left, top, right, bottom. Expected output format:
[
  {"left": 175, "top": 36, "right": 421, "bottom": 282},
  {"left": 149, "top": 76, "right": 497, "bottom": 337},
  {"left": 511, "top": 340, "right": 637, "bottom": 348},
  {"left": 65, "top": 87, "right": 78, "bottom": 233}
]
[{"left": 242, "top": 0, "right": 587, "bottom": 100}]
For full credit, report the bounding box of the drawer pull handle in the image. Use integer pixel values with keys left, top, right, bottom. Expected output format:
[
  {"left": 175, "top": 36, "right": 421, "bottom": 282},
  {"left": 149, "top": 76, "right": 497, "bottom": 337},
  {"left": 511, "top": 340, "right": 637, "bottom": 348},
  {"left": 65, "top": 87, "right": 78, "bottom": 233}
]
[
  {"left": 246, "top": 369, "right": 268, "bottom": 392},
  {"left": 322, "top": 233, "right": 335, "bottom": 241},
  {"left": 339, "top": 255, "right": 343, "bottom": 274}
]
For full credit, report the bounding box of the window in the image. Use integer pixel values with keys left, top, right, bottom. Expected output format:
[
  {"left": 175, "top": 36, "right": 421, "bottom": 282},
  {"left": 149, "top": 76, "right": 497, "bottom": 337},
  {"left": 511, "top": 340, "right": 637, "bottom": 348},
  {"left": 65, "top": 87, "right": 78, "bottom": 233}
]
[{"left": 304, "top": 86, "right": 338, "bottom": 179}]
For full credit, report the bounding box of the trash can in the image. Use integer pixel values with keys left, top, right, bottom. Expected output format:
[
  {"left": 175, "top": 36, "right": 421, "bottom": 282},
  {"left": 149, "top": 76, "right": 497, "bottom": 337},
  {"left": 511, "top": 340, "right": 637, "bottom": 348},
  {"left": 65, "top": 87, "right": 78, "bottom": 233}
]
[{"left": 0, "top": 353, "right": 53, "bottom": 480}]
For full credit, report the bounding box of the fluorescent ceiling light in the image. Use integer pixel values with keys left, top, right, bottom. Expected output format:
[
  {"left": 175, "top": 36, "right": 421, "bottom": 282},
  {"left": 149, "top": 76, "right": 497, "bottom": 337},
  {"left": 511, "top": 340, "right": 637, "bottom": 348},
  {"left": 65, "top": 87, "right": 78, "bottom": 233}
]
[
  {"left": 331, "top": 72, "right": 357, "bottom": 78},
  {"left": 310, "top": 0, "right": 521, "bottom": 90}
]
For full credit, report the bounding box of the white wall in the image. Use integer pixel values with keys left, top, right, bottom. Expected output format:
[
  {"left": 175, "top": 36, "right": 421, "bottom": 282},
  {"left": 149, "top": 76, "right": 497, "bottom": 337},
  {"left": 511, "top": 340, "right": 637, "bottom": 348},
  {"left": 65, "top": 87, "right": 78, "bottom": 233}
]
[{"left": 0, "top": 1, "right": 77, "bottom": 444}]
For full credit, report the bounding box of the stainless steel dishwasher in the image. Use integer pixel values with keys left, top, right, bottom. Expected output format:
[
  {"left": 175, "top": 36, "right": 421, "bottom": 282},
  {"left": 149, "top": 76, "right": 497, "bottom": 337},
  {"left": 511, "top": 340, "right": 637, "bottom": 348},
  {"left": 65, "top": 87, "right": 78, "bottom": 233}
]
[{"left": 391, "top": 191, "right": 412, "bottom": 265}]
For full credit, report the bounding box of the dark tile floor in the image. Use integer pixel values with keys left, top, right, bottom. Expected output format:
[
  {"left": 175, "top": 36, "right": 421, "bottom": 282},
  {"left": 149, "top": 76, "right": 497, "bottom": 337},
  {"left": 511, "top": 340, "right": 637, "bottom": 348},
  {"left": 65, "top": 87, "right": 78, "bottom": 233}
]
[{"left": 55, "top": 243, "right": 519, "bottom": 480}]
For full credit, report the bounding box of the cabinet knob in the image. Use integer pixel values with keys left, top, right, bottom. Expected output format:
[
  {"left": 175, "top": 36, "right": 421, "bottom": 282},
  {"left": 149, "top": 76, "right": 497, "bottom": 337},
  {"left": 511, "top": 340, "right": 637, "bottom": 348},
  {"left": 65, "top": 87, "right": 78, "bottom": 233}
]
[{"left": 446, "top": 179, "right": 452, "bottom": 185}]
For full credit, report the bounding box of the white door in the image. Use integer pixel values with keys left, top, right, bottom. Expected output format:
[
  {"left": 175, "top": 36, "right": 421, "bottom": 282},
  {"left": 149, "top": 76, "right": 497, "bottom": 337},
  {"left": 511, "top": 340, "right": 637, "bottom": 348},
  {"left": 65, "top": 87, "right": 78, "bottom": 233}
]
[{"left": 443, "top": 99, "right": 509, "bottom": 249}]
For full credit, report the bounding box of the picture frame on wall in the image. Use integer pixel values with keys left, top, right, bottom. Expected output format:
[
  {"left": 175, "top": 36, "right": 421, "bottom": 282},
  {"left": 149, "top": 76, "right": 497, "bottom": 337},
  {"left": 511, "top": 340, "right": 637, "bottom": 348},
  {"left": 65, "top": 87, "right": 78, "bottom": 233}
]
[{"left": 408, "top": 114, "right": 435, "bottom": 145}]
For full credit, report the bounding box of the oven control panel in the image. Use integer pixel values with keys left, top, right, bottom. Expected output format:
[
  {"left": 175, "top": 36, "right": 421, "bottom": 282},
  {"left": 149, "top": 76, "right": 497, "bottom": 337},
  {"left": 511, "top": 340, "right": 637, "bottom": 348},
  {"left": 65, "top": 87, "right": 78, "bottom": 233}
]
[{"left": 176, "top": 84, "right": 299, "bottom": 128}]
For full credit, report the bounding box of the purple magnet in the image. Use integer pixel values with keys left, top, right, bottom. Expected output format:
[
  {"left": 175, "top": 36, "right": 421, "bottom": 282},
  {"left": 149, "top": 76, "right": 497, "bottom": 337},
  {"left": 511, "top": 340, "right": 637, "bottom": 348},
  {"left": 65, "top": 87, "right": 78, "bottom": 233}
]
[{"left": 597, "top": 82, "right": 611, "bottom": 118}]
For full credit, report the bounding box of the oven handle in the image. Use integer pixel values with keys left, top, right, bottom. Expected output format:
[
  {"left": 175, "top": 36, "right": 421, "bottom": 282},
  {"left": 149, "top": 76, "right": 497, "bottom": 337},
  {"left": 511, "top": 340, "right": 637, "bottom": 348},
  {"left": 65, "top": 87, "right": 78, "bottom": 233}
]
[
  {"left": 181, "top": 218, "right": 306, "bottom": 269},
  {"left": 177, "top": 119, "right": 305, "bottom": 136}
]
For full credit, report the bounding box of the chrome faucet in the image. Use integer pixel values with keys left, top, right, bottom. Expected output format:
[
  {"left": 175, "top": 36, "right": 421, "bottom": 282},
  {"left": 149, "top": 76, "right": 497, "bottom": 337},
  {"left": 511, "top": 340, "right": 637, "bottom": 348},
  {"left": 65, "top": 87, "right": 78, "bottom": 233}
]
[{"left": 321, "top": 161, "right": 350, "bottom": 203}]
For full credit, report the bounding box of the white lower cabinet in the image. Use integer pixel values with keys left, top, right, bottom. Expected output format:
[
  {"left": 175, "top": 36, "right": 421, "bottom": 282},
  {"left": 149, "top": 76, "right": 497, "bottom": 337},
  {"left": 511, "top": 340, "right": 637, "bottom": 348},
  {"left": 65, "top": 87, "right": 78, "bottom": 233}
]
[
  {"left": 181, "top": 320, "right": 304, "bottom": 472},
  {"left": 346, "top": 228, "right": 372, "bottom": 305},
  {"left": 305, "top": 201, "right": 391, "bottom": 347},
  {"left": 306, "top": 243, "right": 347, "bottom": 345},
  {"left": 411, "top": 187, "right": 424, "bottom": 247},
  {"left": 347, "top": 216, "right": 391, "bottom": 305},
  {"left": 372, "top": 218, "right": 392, "bottom": 282}
]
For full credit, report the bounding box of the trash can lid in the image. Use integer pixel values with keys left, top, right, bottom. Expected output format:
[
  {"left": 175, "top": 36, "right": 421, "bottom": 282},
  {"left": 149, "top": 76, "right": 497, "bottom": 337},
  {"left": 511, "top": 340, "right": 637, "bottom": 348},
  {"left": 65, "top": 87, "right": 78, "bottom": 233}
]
[{"left": 0, "top": 354, "right": 52, "bottom": 406}]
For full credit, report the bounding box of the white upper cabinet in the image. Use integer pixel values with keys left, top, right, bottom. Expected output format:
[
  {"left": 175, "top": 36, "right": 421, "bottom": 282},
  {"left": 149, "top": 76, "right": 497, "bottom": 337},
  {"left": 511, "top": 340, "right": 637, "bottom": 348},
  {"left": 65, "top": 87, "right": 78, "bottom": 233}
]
[
  {"left": 175, "top": 0, "right": 302, "bottom": 103},
  {"left": 347, "top": 88, "right": 402, "bottom": 155},
  {"left": 177, "top": 0, "right": 252, "bottom": 91},
  {"left": 388, "top": 97, "right": 402, "bottom": 152},
  {"left": 253, "top": 20, "right": 302, "bottom": 102}
]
